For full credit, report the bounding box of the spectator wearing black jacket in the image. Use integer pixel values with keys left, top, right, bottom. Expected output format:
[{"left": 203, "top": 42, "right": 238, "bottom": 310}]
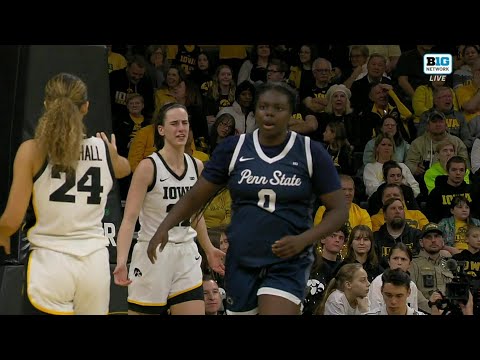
[
  {"left": 426, "top": 156, "right": 479, "bottom": 222},
  {"left": 374, "top": 197, "right": 422, "bottom": 268},
  {"left": 109, "top": 54, "right": 154, "bottom": 125}
]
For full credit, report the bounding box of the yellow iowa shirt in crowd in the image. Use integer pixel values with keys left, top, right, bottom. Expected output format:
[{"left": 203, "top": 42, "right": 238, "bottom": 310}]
[
  {"left": 314, "top": 202, "right": 372, "bottom": 235},
  {"left": 456, "top": 82, "right": 480, "bottom": 122},
  {"left": 204, "top": 189, "right": 232, "bottom": 229},
  {"left": 108, "top": 51, "right": 127, "bottom": 73},
  {"left": 371, "top": 208, "right": 429, "bottom": 232},
  {"left": 128, "top": 125, "right": 156, "bottom": 172}
]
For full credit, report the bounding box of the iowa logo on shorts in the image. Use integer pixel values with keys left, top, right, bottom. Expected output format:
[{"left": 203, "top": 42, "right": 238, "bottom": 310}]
[{"left": 133, "top": 268, "right": 143, "bottom": 277}]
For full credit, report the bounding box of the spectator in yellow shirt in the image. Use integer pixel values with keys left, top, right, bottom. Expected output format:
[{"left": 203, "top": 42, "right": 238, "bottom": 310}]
[
  {"left": 106, "top": 45, "right": 127, "bottom": 73},
  {"left": 314, "top": 174, "right": 372, "bottom": 235},
  {"left": 456, "top": 57, "right": 480, "bottom": 122}
]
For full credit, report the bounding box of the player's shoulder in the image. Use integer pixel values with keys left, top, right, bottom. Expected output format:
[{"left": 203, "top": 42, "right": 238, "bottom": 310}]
[
  {"left": 186, "top": 153, "right": 205, "bottom": 173},
  {"left": 18, "top": 139, "right": 45, "bottom": 165},
  {"left": 19, "top": 138, "right": 38, "bottom": 153},
  {"left": 137, "top": 153, "right": 156, "bottom": 172}
]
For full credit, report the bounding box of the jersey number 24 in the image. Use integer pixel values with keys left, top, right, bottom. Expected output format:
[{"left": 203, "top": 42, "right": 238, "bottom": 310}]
[{"left": 49, "top": 167, "right": 103, "bottom": 205}]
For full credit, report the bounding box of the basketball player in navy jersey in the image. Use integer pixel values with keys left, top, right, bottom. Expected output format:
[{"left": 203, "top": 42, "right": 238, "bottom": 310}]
[
  {"left": 113, "top": 103, "right": 225, "bottom": 315},
  {"left": 148, "top": 82, "right": 348, "bottom": 315},
  {"left": 0, "top": 73, "right": 131, "bottom": 314}
]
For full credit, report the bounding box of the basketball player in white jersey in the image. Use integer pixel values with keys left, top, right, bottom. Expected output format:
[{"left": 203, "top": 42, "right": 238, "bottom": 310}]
[
  {"left": 0, "top": 73, "right": 131, "bottom": 315},
  {"left": 113, "top": 103, "right": 225, "bottom": 315}
]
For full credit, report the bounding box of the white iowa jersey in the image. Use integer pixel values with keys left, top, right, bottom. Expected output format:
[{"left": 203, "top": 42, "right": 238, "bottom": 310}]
[
  {"left": 27, "top": 136, "right": 114, "bottom": 256},
  {"left": 137, "top": 152, "right": 198, "bottom": 244}
]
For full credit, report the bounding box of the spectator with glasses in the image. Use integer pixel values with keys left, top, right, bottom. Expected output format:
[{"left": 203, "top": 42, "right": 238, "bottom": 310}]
[
  {"left": 266, "top": 58, "right": 288, "bottom": 82},
  {"left": 209, "top": 113, "right": 236, "bottom": 154},
  {"left": 216, "top": 80, "right": 256, "bottom": 134},
  {"left": 350, "top": 53, "right": 391, "bottom": 116},
  {"left": 266, "top": 58, "right": 296, "bottom": 89},
  {"left": 343, "top": 45, "right": 370, "bottom": 89},
  {"left": 288, "top": 44, "right": 317, "bottom": 100},
  {"left": 302, "top": 58, "right": 333, "bottom": 114}
]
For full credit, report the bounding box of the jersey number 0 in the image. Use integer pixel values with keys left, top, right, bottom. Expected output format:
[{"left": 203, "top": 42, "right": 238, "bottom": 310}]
[{"left": 258, "top": 189, "right": 276, "bottom": 213}]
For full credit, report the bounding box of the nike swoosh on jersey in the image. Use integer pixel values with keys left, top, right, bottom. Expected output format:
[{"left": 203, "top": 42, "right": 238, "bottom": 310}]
[
  {"left": 159, "top": 178, "right": 169, "bottom": 182},
  {"left": 239, "top": 156, "right": 254, "bottom": 162}
]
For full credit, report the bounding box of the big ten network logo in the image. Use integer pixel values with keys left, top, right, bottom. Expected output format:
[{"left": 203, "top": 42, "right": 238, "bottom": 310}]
[{"left": 424, "top": 53, "right": 453, "bottom": 82}]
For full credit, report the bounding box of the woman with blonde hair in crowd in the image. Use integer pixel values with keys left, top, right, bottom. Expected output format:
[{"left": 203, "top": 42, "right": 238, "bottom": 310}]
[
  {"left": 315, "top": 84, "right": 362, "bottom": 154},
  {"left": 315, "top": 263, "right": 370, "bottom": 315},
  {"left": 363, "top": 133, "right": 419, "bottom": 198},
  {"left": 204, "top": 64, "right": 236, "bottom": 128}
]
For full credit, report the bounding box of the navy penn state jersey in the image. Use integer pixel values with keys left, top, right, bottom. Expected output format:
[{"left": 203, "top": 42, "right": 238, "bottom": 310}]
[{"left": 202, "top": 130, "right": 341, "bottom": 267}]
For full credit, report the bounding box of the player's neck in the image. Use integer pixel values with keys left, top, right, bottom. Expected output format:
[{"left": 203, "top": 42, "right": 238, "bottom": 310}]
[
  {"left": 258, "top": 130, "right": 289, "bottom": 147},
  {"left": 159, "top": 145, "right": 185, "bottom": 170}
]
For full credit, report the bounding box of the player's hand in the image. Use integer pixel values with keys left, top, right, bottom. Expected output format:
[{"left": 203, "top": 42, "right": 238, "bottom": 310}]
[
  {"left": 113, "top": 263, "right": 132, "bottom": 286},
  {"left": 147, "top": 230, "right": 169, "bottom": 264},
  {"left": 206, "top": 247, "right": 226, "bottom": 276},
  {"left": 271, "top": 235, "right": 307, "bottom": 259},
  {"left": 97, "top": 132, "right": 119, "bottom": 154}
]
